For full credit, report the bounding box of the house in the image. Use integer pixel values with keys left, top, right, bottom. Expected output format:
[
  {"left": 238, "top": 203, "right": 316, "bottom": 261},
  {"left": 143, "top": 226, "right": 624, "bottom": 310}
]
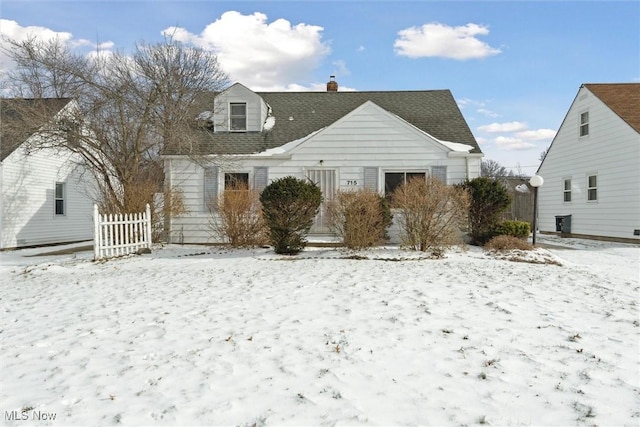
[
  {"left": 536, "top": 83, "right": 640, "bottom": 243},
  {"left": 162, "top": 78, "right": 483, "bottom": 244},
  {"left": 0, "top": 98, "right": 94, "bottom": 249}
]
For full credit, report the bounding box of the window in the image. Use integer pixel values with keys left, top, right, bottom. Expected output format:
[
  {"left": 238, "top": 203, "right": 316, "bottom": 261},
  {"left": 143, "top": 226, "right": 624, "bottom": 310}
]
[
  {"left": 563, "top": 178, "right": 572, "bottom": 202},
  {"left": 587, "top": 175, "right": 597, "bottom": 201},
  {"left": 230, "top": 103, "right": 247, "bottom": 131},
  {"left": 384, "top": 172, "right": 425, "bottom": 199},
  {"left": 224, "top": 172, "right": 249, "bottom": 190},
  {"left": 580, "top": 111, "right": 589, "bottom": 137},
  {"left": 55, "top": 182, "right": 65, "bottom": 215}
]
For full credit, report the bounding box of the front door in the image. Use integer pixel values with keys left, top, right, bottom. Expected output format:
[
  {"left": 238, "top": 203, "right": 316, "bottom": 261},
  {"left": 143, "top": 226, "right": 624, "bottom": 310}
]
[{"left": 306, "top": 169, "right": 336, "bottom": 234}]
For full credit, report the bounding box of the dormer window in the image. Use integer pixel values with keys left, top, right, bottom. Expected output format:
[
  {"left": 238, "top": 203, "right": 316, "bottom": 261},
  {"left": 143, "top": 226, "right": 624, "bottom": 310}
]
[{"left": 230, "top": 103, "right": 247, "bottom": 131}]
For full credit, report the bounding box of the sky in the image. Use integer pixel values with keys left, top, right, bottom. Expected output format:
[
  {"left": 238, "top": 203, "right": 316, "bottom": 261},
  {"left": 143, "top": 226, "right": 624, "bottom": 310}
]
[{"left": 1, "top": 1, "right": 638, "bottom": 175}]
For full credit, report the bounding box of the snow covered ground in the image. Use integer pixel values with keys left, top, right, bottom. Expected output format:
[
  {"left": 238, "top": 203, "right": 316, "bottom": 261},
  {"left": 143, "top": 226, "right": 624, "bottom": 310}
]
[{"left": 1, "top": 235, "right": 638, "bottom": 426}]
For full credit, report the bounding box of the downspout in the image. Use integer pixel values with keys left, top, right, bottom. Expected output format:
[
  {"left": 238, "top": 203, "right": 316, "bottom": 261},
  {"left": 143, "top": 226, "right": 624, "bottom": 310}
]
[{"left": 465, "top": 156, "right": 471, "bottom": 180}]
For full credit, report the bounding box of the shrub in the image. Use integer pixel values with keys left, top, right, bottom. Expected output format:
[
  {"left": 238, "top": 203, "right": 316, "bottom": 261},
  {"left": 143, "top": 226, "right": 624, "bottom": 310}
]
[
  {"left": 493, "top": 220, "right": 531, "bottom": 239},
  {"left": 327, "top": 189, "right": 393, "bottom": 249},
  {"left": 457, "top": 177, "right": 512, "bottom": 246},
  {"left": 210, "top": 185, "right": 268, "bottom": 247},
  {"left": 392, "top": 176, "right": 470, "bottom": 252},
  {"left": 484, "top": 235, "right": 533, "bottom": 251},
  {"left": 260, "top": 176, "right": 322, "bottom": 255}
]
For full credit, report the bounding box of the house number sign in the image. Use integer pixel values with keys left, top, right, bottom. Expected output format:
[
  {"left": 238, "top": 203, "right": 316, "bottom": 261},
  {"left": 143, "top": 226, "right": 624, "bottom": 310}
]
[{"left": 346, "top": 180, "right": 358, "bottom": 186}]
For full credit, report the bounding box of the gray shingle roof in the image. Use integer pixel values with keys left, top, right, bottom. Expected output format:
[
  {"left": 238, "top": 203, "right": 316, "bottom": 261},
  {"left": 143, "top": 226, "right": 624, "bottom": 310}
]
[
  {"left": 169, "top": 90, "right": 481, "bottom": 156},
  {"left": 0, "top": 98, "right": 72, "bottom": 161}
]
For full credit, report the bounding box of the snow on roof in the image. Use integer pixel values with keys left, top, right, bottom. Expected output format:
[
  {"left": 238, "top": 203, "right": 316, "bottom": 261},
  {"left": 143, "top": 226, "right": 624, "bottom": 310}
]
[
  {"left": 196, "top": 111, "right": 214, "bottom": 121},
  {"left": 253, "top": 128, "right": 324, "bottom": 156},
  {"left": 263, "top": 116, "right": 275, "bottom": 131},
  {"left": 437, "top": 139, "right": 475, "bottom": 152}
]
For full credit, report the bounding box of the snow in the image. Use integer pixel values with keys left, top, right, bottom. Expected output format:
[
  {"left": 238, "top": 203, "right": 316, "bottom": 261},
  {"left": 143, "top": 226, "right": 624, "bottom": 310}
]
[
  {"left": 263, "top": 116, "right": 276, "bottom": 131},
  {"left": 196, "top": 111, "right": 214, "bottom": 121},
  {"left": 1, "top": 235, "right": 639, "bottom": 426},
  {"left": 437, "top": 139, "right": 475, "bottom": 152},
  {"left": 253, "top": 129, "right": 324, "bottom": 156}
]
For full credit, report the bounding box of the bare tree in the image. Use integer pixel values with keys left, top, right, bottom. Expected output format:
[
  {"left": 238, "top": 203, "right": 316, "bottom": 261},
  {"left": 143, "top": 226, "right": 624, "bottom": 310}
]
[
  {"left": 1, "top": 35, "right": 230, "bottom": 220},
  {"left": 481, "top": 159, "right": 511, "bottom": 178}
]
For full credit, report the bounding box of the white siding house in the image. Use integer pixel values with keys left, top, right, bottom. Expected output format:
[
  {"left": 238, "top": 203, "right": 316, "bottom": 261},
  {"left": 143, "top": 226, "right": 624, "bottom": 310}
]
[
  {"left": 164, "top": 80, "right": 483, "bottom": 244},
  {"left": 537, "top": 83, "right": 640, "bottom": 243},
  {"left": 0, "top": 99, "right": 94, "bottom": 249}
]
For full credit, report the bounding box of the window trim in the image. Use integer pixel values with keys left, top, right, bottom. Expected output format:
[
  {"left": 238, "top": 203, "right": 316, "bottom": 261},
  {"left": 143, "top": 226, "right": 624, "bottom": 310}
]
[
  {"left": 579, "top": 110, "right": 589, "bottom": 137},
  {"left": 563, "top": 178, "right": 572, "bottom": 203},
  {"left": 587, "top": 174, "right": 598, "bottom": 202},
  {"left": 55, "top": 182, "right": 66, "bottom": 216},
  {"left": 229, "top": 102, "right": 247, "bottom": 132}
]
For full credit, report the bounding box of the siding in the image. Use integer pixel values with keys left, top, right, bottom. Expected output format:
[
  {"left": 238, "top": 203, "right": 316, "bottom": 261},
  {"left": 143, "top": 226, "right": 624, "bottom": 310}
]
[
  {"left": 167, "top": 101, "right": 481, "bottom": 244},
  {"left": 537, "top": 86, "right": 640, "bottom": 240},
  {"left": 1, "top": 144, "right": 95, "bottom": 248}
]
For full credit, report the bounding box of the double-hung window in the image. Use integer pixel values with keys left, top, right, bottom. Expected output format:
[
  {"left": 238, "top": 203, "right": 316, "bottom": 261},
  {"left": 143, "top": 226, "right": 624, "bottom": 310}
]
[
  {"left": 563, "top": 178, "right": 572, "bottom": 202},
  {"left": 579, "top": 111, "right": 589, "bottom": 137},
  {"left": 55, "top": 182, "right": 65, "bottom": 215},
  {"left": 587, "top": 175, "right": 597, "bottom": 201},
  {"left": 230, "top": 103, "right": 247, "bottom": 131}
]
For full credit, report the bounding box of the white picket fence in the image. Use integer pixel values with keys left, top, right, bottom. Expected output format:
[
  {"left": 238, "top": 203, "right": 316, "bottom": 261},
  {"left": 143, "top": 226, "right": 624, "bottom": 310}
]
[{"left": 93, "top": 204, "right": 152, "bottom": 260}]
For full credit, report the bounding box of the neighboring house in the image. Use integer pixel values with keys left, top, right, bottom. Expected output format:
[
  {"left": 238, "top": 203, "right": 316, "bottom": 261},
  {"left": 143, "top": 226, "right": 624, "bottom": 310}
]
[
  {"left": 0, "top": 98, "right": 94, "bottom": 249},
  {"left": 163, "top": 78, "right": 483, "bottom": 244},
  {"left": 536, "top": 83, "right": 640, "bottom": 243}
]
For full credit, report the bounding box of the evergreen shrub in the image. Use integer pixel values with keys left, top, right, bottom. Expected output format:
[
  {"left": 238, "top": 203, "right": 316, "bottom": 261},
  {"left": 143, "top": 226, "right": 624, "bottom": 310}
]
[{"left": 260, "top": 176, "right": 322, "bottom": 255}]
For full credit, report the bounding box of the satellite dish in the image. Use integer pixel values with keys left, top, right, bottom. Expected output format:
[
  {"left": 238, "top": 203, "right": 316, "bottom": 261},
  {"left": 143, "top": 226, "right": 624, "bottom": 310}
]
[{"left": 515, "top": 184, "right": 530, "bottom": 193}]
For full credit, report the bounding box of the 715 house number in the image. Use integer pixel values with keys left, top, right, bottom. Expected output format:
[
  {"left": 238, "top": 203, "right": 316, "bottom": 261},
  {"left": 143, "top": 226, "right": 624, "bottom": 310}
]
[{"left": 346, "top": 180, "right": 358, "bottom": 186}]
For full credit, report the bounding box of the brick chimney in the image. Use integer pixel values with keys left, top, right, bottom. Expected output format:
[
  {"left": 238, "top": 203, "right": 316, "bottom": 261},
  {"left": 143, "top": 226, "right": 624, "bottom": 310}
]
[{"left": 326, "top": 75, "right": 338, "bottom": 92}]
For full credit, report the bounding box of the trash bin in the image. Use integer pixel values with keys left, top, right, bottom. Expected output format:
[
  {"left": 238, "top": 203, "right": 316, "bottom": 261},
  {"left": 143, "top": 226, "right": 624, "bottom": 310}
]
[{"left": 555, "top": 215, "right": 572, "bottom": 234}]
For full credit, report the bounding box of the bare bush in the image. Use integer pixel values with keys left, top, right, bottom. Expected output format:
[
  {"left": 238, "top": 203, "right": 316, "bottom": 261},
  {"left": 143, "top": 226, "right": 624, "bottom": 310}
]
[
  {"left": 210, "top": 186, "right": 268, "bottom": 247},
  {"left": 484, "top": 235, "right": 534, "bottom": 251},
  {"left": 392, "top": 176, "right": 470, "bottom": 252},
  {"left": 327, "top": 189, "right": 392, "bottom": 249}
]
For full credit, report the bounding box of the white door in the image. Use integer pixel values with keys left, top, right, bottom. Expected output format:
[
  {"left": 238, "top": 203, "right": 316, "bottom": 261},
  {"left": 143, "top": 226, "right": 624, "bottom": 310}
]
[{"left": 306, "top": 169, "right": 336, "bottom": 234}]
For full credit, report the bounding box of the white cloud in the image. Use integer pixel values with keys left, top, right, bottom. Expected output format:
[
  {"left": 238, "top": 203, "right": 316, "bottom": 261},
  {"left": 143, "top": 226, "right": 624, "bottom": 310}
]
[
  {"left": 332, "top": 59, "right": 350, "bottom": 77},
  {"left": 394, "top": 22, "right": 501, "bottom": 60},
  {"left": 478, "top": 121, "right": 528, "bottom": 133},
  {"left": 477, "top": 108, "right": 500, "bottom": 118},
  {"left": 164, "top": 11, "right": 330, "bottom": 91},
  {"left": 0, "top": 19, "right": 115, "bottom": 76},
  {"left": 495, "top": 136, "right": 536, "bottom": 151},
  {"left": 515, "top": 129, "right": 557, "bottom": 140},
  {"left": 476, "top": 121, "right": 554, "bottom": 154}
]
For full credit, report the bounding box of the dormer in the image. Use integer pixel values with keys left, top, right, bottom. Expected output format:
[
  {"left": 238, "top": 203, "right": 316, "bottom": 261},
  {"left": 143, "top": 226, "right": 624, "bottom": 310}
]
[{"left": 212, "top": 83, "right": 270, "bottom": 133}]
